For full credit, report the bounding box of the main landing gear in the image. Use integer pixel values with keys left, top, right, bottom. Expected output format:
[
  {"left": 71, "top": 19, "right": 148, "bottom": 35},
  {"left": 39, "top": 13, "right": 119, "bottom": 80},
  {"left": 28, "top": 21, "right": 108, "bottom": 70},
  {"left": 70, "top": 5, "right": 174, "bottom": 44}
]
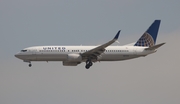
[{"left": 85, "top": 59, "right": 93, "bottom": 69}]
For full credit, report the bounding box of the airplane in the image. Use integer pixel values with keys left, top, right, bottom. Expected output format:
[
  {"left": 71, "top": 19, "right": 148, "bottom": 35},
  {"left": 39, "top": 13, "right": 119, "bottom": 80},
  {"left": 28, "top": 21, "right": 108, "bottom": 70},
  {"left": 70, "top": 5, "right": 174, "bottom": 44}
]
[{"left": 15, "top": 20, "right": 165, "bottom": 69}]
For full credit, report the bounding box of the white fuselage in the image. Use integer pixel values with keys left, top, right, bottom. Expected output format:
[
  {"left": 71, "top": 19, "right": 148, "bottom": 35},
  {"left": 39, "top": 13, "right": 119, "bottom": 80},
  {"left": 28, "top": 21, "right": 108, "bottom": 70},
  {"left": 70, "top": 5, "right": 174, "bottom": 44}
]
[
  {"left": 14, "top": 20, "right": 163, "bottom": 69},
  {"left": 15, "top": 45, "right": 155, "bottom": 62}
]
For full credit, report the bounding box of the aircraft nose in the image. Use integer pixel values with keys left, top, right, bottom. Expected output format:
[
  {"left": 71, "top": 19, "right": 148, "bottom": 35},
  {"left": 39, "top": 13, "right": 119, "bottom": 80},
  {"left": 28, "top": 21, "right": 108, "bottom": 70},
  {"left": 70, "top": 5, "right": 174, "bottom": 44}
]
[
  {"left": 14, "top": 54, "right": 19, "bottom": 58},
  {"left": 14, "top": 53, "right": 20, "bottom": 58}
]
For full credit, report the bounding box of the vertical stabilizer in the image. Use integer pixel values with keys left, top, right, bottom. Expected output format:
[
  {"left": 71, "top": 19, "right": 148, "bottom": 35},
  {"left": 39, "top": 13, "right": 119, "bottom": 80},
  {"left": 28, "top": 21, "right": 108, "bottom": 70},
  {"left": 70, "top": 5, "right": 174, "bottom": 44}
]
[{"left": 134, "top": 20, "right": 161, "bottom": 47}]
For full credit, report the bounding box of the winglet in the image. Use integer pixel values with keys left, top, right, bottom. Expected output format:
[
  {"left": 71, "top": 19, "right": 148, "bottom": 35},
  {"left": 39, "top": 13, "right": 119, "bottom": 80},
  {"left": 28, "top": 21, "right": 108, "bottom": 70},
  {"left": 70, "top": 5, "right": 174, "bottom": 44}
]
[{"left": 114, "top": 30, "right": 121, "bottom": 40}]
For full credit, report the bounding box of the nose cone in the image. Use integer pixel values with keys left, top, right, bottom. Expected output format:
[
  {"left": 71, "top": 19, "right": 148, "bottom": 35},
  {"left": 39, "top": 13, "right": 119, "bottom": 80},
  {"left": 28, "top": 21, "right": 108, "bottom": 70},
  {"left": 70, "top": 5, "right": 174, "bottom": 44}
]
[
  {"left": 14, "top": 53, "right": 23, "bottom": 59},
  {"left": 14, "top": 52, "right": 30, "bottom": 61},
  {"left": 14, "top": 53, "right": 20, "bottom": 58}
]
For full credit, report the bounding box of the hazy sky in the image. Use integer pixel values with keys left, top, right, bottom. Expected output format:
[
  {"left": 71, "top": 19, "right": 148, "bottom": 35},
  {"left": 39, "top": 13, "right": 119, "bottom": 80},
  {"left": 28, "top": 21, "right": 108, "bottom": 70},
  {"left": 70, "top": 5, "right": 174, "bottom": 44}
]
[{"left": 0, "top": 0, "right": 180, "bottom": 104}]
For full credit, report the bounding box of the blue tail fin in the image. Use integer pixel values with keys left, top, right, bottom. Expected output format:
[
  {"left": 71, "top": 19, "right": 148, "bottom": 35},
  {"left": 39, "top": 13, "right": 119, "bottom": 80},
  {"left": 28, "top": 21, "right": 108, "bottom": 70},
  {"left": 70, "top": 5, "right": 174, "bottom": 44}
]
[{"left": 134, "top": 20, "right": 161, "bottom": 47}]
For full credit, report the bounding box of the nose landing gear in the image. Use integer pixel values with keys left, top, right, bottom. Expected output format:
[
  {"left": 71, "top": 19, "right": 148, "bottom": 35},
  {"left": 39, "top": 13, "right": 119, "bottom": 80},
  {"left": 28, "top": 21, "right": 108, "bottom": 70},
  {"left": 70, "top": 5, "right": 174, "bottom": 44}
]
[
  {"left": 28, "top": 62, "right": 32, "bottom": 67},
  {"left": 29, "top": 63, "right": 32, "bottom": 67},
  {"left": 23, "top": 60, "right": 32, "bottom": 67}
]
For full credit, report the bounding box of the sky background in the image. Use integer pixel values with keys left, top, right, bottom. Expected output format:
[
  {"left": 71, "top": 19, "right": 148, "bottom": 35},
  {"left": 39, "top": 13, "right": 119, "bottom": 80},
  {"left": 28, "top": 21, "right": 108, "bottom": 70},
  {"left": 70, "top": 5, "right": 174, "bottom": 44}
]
[{"left": 0, "top": 0, "right": 180, "bottom": 104}]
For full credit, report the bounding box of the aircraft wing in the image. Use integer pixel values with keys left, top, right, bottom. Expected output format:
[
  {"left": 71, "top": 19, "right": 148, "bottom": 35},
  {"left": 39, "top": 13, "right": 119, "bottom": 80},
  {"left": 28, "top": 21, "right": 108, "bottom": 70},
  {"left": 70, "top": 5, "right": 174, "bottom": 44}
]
[{"left": 81, "top": 30, "right": 120, "bottom": 59}]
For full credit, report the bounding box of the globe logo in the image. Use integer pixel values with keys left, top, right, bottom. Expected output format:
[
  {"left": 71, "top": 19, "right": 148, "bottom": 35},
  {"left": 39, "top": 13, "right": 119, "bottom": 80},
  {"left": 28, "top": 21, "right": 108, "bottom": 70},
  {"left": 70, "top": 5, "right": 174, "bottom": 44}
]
[{"left": 135, "top": 32, "right": 154, "bottom": 47}]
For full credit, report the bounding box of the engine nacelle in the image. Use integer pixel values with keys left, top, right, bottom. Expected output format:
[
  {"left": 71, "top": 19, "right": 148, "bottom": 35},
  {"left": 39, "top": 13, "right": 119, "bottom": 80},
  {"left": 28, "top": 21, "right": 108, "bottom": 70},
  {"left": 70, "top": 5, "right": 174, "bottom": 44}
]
[
  {"left": 63, "top": 61, "right": 79, "bottom": 66},
  {"left": 67, "top": 53, "right": 82, "bottom": 62}
]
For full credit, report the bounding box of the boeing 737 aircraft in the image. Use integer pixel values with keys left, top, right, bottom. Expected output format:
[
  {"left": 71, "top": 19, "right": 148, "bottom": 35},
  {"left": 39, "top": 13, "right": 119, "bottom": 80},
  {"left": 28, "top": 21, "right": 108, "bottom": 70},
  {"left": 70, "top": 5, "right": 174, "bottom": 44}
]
[{"left": 15, "top": 20, "right": 165, "bottom": 69}]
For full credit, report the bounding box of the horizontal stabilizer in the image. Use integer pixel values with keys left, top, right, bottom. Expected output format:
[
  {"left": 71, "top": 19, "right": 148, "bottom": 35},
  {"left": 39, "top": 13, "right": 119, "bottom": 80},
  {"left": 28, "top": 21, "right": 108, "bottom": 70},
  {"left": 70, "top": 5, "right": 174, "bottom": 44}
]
[{"left": 145, "top": 43, "right": 165, "bottom": 50}]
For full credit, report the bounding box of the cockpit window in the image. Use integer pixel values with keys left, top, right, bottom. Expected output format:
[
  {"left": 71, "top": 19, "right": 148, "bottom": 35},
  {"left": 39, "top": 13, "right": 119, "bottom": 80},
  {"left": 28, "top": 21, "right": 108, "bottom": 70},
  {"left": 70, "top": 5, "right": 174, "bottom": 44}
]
[{"left": 21, "top": 50, "right": 27, "bottom": 52}]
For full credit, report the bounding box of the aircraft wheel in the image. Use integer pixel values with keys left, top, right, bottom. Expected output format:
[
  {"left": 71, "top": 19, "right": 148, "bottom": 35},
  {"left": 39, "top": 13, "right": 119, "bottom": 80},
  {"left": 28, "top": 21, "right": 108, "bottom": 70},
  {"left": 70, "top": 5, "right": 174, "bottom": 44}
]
[
  {"left": 29, "top": 63, "right": 32, "bottom": 67},
  {"left": 89, "top": 62, "right": 93, "bottom": 66},
  {"left": 85, "top": 59, "right": 93, "bottom": 69},
  {"left": 85, "top": 65, "right": 90, "bottom": 69}
]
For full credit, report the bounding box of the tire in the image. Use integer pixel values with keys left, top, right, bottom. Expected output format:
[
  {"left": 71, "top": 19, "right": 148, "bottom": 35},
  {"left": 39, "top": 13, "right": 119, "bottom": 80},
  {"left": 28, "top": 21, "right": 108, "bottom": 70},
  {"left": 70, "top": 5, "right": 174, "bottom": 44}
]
[
  {"left": 29, "top": 64, "right": 32, "bottom": 67},
  {"left": 85, "top": 65, "right": 90, "bottom": 69},
  {"left": 89, "top": 62, "right": 93, "bottom": 66}
]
